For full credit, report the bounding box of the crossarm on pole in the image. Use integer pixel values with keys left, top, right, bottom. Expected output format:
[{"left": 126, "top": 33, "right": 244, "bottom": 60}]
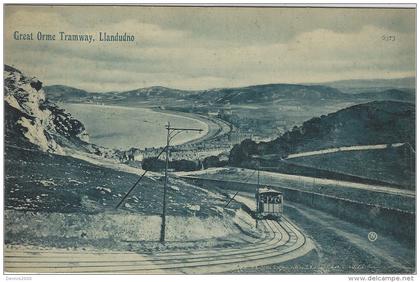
[{"left": 115, "top": 145, "right": 167, "bottom": 209}]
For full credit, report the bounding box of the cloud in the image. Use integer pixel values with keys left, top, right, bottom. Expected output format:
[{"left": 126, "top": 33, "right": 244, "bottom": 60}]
[{"left": 4, "top": 6, "right": 415, "bottom": 92}]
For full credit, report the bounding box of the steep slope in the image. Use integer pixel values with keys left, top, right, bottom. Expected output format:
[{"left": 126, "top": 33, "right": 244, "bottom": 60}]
[{"left": 4, "top": 65, "right": 90, "bottom": 153}]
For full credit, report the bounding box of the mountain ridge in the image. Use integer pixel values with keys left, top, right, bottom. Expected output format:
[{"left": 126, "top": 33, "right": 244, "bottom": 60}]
[{"left": 44, "top": 80, "right": 415, "bottom": 105}]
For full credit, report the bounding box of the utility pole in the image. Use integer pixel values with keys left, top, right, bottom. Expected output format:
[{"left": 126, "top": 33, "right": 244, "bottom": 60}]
[
  {"left": 256, "top": 165, "right": 260, "bottom": 228},
  {"left": 160, "top": 122, "right": 203, "bottom": 243},
  {"left": 257, "top": 166, "right": 260, "bottom": 188},
  {"left": 160, "top": 122, "right": 170, "bottom": 243}
]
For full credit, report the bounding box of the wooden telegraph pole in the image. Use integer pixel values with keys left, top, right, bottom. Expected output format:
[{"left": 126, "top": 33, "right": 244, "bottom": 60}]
[
  {"left": 256, "top": 166, "right": 260, "bottom": 228},
  {"left": 160, "top": 122, "right": 171, "bottom": 243},
  {"left": 160, "top": 122, "right": 203, "bottom": 243}
]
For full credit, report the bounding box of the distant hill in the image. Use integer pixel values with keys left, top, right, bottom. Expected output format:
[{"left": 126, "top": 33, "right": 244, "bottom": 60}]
[
  {"left": 118, "top": 86, "right": 198, "bottom": 99},
  {"left": 198, "top": 84, "right": 347, "bottom": 104},
  {"left": 44, "top": 85, "right": 200, "bottom": 104},
  {"left": 354, "top": 88, "right": 415, "bottom": 103},
  {"left": 44, "top": 80, "right": 415, "bottom": 106},
  {"left": 229, "top": 100, "right": 415, "bottom": 166},
  {"left": 317, "top": 77, "right": 415, "bottom": 94},
  {"left": 44, "top": 85, "right": 95, "bottom": 102}
]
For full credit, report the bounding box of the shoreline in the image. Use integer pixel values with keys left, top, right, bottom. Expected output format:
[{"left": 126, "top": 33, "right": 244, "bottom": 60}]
[
  {"left": 152, "top": 107, "right": 233, "bottom": 147},
  {"left": 61, "top": 103, "right": 219, "bottom": 149}
]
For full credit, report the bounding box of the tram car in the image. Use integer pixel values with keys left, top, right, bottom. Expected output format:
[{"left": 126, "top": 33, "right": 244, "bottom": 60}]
[{"left": 255, "top": 187, "right": 283, "bottom": 219}]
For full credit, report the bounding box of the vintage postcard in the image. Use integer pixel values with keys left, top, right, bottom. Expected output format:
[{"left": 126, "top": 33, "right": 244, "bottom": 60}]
[{"left": 3, "top": 4, "right": 416, "bottom": 275}]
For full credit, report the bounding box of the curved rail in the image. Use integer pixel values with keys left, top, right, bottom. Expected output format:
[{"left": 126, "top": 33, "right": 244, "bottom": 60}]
[{"left": 5, "top": 218, "right": 312, "bottom": 274}]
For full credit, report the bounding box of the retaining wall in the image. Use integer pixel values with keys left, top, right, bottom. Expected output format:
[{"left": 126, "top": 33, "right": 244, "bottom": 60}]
[{"left": 183, "top": 177, "right": 415, "bottom": 244}]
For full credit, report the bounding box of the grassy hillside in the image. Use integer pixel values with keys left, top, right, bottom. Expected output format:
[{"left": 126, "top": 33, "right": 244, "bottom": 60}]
[
  {"left": 229, "top": 101, "right": 415, "bottom": 189},
  {"left": 287, "top": 144, "right": 415, "bottom": 190},
  {"left": 4, "top": 144, "right": 228, "bottom": 217}
]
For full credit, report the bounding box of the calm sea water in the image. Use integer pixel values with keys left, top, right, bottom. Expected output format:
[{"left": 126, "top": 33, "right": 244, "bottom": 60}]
[{"left": 62, "top": 103, "right": 208, "bottom": 150}]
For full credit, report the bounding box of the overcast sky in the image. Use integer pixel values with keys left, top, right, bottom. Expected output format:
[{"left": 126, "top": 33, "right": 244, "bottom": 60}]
[{"left": 4, "top": 6, "right": 416, "bottom": 92}]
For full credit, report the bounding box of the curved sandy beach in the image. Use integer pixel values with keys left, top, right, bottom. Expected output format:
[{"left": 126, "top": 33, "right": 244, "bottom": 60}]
[{"left": 62, "top": 103, "right": 218, "bottom": 149}]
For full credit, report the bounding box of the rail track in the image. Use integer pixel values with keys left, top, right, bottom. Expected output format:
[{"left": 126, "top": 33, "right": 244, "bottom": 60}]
[{"left": 5, "top": 217, "right": 313, "bottom": 274}]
